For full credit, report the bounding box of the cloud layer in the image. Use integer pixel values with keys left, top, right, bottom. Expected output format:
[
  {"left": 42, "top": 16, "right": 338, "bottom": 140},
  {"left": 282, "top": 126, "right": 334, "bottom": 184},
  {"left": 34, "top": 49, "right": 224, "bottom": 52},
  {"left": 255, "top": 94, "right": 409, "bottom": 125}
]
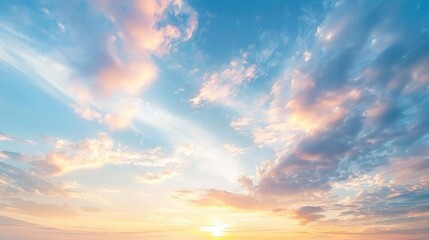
[{"left": 1, "top": 0, "right": 429, "bottom": 239}]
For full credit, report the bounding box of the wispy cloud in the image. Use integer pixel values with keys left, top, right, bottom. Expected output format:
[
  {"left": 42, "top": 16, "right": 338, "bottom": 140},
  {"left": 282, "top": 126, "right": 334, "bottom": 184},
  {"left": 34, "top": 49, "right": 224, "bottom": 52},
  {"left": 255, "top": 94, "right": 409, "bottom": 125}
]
[
  {"left": 0, "top": 161, "right": 68, "bottom": 197},
  {"left": 190, "top": 52, "right": 257, "bottom": 107},
  {"left": 0, "top": 132, "right": 34, "bottom": 145}
]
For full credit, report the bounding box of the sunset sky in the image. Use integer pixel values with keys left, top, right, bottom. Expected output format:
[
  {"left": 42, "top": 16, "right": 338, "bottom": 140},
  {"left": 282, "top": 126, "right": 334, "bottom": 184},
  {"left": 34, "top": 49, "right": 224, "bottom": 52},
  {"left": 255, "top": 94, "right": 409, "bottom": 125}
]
[{"left": 1, "top": 0, "right": 429, "bottom": 239}]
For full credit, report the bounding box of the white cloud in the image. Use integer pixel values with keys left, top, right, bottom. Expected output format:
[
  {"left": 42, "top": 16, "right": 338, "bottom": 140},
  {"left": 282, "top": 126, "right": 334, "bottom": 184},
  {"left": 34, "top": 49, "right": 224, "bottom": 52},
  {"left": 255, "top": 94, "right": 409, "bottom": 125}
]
[
  {"left": 223, "top": 144, "right": 247, "bottom": 157},
  {"left": 0, "top": 132, "right": 35, "bottom": 145},
  {"left": 303, "top": 50, "right": 312, "bottom": 62},
  {"left": 230, "top": 117, "right": 252, "bottom": 131}
]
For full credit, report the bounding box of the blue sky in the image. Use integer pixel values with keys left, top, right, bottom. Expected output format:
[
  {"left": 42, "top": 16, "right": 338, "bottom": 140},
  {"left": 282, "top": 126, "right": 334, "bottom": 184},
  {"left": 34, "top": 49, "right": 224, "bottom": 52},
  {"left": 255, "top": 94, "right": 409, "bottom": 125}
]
[{"left": 1, "top": 0, "right": 429, "bottom": 239}]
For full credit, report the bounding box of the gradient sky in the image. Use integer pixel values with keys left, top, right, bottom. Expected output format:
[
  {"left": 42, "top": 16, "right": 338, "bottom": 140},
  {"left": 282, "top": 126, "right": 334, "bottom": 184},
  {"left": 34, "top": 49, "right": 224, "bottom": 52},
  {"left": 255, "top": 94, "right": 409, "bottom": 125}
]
[{"left": 1, "top": 0, "right": 429, "bottom": 239}]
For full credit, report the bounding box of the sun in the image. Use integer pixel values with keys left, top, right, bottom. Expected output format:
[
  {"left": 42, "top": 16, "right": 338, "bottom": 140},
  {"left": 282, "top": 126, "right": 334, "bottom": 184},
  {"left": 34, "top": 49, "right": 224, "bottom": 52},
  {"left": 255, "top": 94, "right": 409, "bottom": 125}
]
[{"left": 201, "top": 221, "right": 230, "bottom": 237}]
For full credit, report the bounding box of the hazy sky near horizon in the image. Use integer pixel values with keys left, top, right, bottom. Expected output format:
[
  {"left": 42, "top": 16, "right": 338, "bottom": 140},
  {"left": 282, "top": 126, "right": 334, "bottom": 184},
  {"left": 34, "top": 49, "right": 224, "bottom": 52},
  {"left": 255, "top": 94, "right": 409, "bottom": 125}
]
[{"left": 1, "top": 0, "right": 429, "bottom": 239}]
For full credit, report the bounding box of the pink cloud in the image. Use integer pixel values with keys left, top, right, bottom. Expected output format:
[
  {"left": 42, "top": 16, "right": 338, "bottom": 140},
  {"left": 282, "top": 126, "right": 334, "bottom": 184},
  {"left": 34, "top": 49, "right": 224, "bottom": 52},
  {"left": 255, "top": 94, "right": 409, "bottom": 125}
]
[
  {"left": 71, "top": 104, "right": 102, "bottom": 121},
  {"left": 383, "top": 155, "right": 429, "bottom": 187},
  {"left": 71, "top": 97, "right": 143, "bottom": 130},
  {"left": 98, "top": 0, "right": 197, "bottom": 54},
  {"left": 253, "top": 70, "right": 361, "bottom": 147},
  {"left": 68, "top": 0, "right": 198, "bottom": 129},
  {"left": 184, "top": 189, "right": 263, "bottom": 210},
  {"left": 293, "top": 206, "right": 325, "bottom": 224},
  {"left": 190, "top": 53, "right": 257, "bottom": 107},
  {"left": 96, "top": 60, "right": 157, "bottom": 97}
]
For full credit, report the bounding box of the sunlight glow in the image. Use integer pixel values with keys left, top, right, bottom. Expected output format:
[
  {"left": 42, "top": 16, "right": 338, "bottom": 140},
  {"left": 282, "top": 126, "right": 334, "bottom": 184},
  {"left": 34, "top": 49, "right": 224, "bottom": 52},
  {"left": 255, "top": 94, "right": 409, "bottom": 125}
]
[{"left": 201, "top": 221, "right": 230, "bottom": 237}]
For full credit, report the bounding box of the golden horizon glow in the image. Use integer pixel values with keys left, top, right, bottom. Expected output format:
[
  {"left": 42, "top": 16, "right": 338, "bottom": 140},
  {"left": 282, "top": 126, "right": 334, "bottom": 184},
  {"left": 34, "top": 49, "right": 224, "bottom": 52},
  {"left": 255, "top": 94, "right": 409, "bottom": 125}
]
[{"left": 200, "top": 221, "right": 230, "bottom": 238}]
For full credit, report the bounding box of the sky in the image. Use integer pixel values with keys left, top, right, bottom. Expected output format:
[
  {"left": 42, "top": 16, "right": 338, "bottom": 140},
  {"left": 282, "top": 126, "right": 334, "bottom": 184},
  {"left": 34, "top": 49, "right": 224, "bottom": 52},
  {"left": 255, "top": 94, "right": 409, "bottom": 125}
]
[{"left": 0, "top": 0, "right": 429, "bottom": 239}]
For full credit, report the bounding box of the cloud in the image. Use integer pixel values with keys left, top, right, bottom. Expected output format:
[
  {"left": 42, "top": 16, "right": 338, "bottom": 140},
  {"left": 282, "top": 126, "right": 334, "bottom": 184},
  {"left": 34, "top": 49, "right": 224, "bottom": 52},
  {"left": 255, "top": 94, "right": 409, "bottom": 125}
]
[
  {"left": 237, "top": 175, "right": 254, "bottom": 193},
  {"left": 0, "top": 198, "right": 76, "bottom": 218},
  {"left": 190, "top": 52, "right": 257, "bottom": 107},
  {"left": 0, "top": 0, "right": 198, "bottom": 130},
  {"left": 1, "top": 133, "right": 195, "bottom": 185},
  {"left": 253, "top": 116, "right": 362, "bottom": 196},
  {"left": 72, "top": 97, "right": 145, "bottom": 130},
  {"left": 0, "top": 215, "right": 36, "bottom": 227},
  {"left": 79, "top": 0, "right": 197, "bottom": 128},
  {"left": 179, "top": 1, "right": 429, "bottom": 233},
  {"left": 330, "top": 148, "right": 429, "bottom": 222},
  {"left": 178, "top": 189, "right": 263, "bottom": 210},
  {"left": 223, "top": 144, "right": 247, "bottom": 157},
  {"left": 95, "top": 60, "right": 158, "bottom": 97},
  {"left": 137, "top": 170, "right": 177, "bottom": 184},
  {"left": 0, "top": 161, "right": 67, "bottom": 197},
  {"left": 0, "top": 132, "right": 34, "bottom": 145},
  {"left": 71, "top": 104, "right": 102, "bottom": 121},
  {"left": 293, "top": 206, "right": 325, "bottom": 224},
  {"left": 2, "top": 0, "right": 429, "bottom": 237},
  {"left": 34, "top": 133, "right": 116, "bottom": 175},
  {"left": 230, "top": 117, "right": 252, "bottom": 131},
  {"left": 242, "top": 0, "right": 429, "bottom": 198},
  {"left": 384, "top": 156, "right": 429, "bottom": 186},
  {"left": 303, "top": 51, "right": 312, "bottom": 62},
  {"left": 98, "top": 97, "right": 144, "bottom": 129},
  {"left": 0, "top": 150, "right": 30, "bottom": 161},
  {"left": 96, "top": 0, "right": 198, "bottom": 54},
  {"left": 28, "top": 133, "right": 190, "bottom": 177},
  {"left": 334, "top": 179, "right": 429, "bottom": 225}
]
